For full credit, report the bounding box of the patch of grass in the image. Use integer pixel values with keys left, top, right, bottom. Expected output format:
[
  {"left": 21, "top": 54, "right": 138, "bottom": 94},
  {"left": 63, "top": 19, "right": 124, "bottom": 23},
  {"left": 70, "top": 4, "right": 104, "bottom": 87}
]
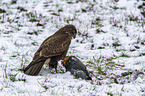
[
  {"left": 112, "top": 42, "right": 122, "bottom": 48},
  {"left": 134, "top": 45, "right": 140, "bottom": 49},
  {"left": 11, "top": 0, "right": 17, "bottom": 4},
  {"left": 102, "top": 43, "right": 109, "bottom": 46},
  {"left": 97, "top": 66, "right": 106, "bottom": 75},
  {"left": 29, "top": 18, "right": 40, "bottom": 22},
  {"left": 110, "top": 18, "right": 123, "bottom": 28},
  {"left": 139, "top": 53, "right": 145, "bottom": 56},
  {"left": 67, "top": 1, "right": 74, "bottom": 4},
  {"left": 87, "top": 56, "right": 106, "bottom": 77},
  {"left": 90, "top": 44, "right": 95, "bottom": 50},
  {"left": 10, "top": 52, "right": 20, "bottom": 58},
  {"left": 97, "top": 46, "right": 105, "bottom": 49},
  {"left": 0, "top": 8, "right": 6, "bottom": 13},
  {"left": 37, "top": 80, "right": 49, "bottom": 91},
  {"left": 17, "top": 6, "right": 27, "bottom": 12},
  {"left": 110, "top": 69, "right": 144, "bottom": 84},
  {"left": 96, "top": 28, "right": 106, "bottom": 34},
  {"left": 3, "top": 62, "right": 8, "bottom": 79},
  {"left": 116, "top": 49, "right": 126, "bottom": 52},
  {"left": 27, "top": 31, "right": 39, "bottom": 35},
  {"left": 3, "top": 30, "right": 14, "bottom": 34},
  {"left": 107, "top": 92, "right": 113, "bottom": 96},
  {"left": 37, "top": 78, "right": 58, "bottom": 91},
  {"left": 26, "top": 11, "right": 46, "bottom": 23},
  {"left": 31, "top": 41, "right": 38, "bottom": 46},
  {"left": 19, "top": 53, "right": 29, "bottom": 70},
  {"left": 0, "top": 46, "right": 7, "bottom": 51},
  {"left": 51, "top": 13, "right": 59, "bottom": 16},
  {"left": 128, "top": 14, "right": 139, "bottom": 21},
  {"left": 119, "top": 53, "right": 130, "bottom": 57},
  {"left": 87, "top": 55, "right": 127, "bottom": 81},
  {"left": 9, "top": 73, "right": 26, "bottom": 82},
  {"left": 141, "top": 11, "right": 145, "bottom": 17},
  {"left": 130, "top": 49, "right": 136, "bottom": 52},
  {"left": 141, "top": 40, "right": 145, "bottom": 45},
  {"left": 92, "top": 17, "right": 103, "bottom": 27},
  {"left": 86, "top": 61, "right": 95, "bottom": 66},
  {"left": 26, "top": 12, "right": 37, "bottom": 19},
  {"left": 36, "top": 22, "right": 45, "bottom": 26},
  {"left": 77, "top": 84, "right": 84, "bottom": 92},
  {"left": 77, "top": 29, "right": 92, "bottom": 44}
]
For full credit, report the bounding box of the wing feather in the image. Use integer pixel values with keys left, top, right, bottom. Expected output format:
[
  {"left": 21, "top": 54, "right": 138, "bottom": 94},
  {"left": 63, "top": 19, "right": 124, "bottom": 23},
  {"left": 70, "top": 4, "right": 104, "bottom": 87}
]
[{"left": 40, "top": 35, "right": 71, "bottom": 57}]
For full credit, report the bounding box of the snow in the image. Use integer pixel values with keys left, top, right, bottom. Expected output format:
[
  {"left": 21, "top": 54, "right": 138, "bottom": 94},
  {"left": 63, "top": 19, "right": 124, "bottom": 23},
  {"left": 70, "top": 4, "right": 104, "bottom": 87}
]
[{"left": 0, "top": 0, "right": 145, "bottom": 95}]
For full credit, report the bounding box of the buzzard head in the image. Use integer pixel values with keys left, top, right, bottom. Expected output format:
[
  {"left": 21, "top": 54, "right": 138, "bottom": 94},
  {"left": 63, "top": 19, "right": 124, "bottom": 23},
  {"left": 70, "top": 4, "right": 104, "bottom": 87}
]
[
  {"left": 60, "top": 25, "right": 77, "bottom": 38},
  {"left": 54, "top": 25, "right": 77, "bottom": 38},
  {"left": 67, "top": 25, "right": 77, "bottom": 38}
]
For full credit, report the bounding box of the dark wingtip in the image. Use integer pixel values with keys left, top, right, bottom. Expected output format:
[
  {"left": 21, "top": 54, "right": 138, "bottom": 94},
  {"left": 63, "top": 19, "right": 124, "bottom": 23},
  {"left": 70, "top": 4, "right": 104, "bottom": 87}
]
[
  {"left": 24, "top": 66, "right": 40, "bottom": 76},
  {"left": 23, "top": 64, "right": 40, "bottom": 76},
  {"left": 23, "top": 59, "right": 45, "bottom": 76},
  {"left": 24, "top": 70, "right": 39, "bottom": 76}
]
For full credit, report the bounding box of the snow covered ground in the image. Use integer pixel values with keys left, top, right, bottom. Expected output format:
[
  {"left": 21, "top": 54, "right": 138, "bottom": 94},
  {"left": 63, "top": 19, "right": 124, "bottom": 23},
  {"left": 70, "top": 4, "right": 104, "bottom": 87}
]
[{"left": 0, "top": 0, "right": 145, "bottom": 95}]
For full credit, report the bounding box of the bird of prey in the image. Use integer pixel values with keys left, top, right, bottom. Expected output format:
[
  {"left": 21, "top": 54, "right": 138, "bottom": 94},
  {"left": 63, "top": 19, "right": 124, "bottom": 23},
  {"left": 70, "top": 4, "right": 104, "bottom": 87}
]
[
  {"left": 62, "top": 56, "right": 92, "bottom": 80},
  {"left": 24, "top": 25, "right": 77, "bottom": 75}
]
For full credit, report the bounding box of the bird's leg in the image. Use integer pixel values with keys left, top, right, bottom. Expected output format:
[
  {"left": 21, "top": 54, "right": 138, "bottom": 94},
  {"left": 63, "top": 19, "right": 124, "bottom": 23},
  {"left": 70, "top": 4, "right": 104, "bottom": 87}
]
[
  {"left": 49, "top": 59, "right": 58, "bottom": 73},
  {"left": 54, "top": 61, "right": 58, "bottom": 73}
]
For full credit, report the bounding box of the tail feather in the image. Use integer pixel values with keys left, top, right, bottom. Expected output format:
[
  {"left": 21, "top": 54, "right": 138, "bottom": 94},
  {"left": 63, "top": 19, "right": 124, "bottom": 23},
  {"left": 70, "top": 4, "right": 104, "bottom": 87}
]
[{"left": 24, "top": 59, "right": 46, "bottom": 75}]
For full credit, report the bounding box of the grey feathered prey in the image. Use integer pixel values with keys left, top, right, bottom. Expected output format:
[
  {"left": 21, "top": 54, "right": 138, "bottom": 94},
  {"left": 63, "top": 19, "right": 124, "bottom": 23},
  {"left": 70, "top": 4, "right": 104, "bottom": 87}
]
[{"left": 62, "top": 56, "right": 92, "bottom": 80}]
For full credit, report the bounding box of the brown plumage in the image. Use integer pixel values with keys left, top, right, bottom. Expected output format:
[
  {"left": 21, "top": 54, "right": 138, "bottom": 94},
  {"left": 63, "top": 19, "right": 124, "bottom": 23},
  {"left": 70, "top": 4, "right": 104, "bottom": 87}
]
[{"left": 24, "top": 25, "right": 77, "bottom": 75}]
